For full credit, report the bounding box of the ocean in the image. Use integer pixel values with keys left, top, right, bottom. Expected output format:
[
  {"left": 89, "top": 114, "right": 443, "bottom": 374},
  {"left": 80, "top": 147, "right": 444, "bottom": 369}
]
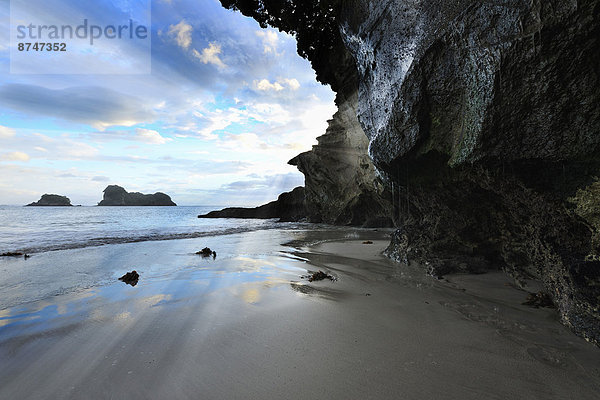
[{"left": 0, "top": 205, "right": 294, "bottom": 254}]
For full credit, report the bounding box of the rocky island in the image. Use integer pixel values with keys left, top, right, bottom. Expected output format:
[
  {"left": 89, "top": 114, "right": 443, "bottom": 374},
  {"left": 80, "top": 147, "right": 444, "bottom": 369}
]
[
  {"left": 98, "top": 185, "right": 176, "bottom": 206},
  {"left": 26, "top": 194, "right": 72, "bottom": 207},
  {"left": 220, "top": 0, "right": 600, "bottom": 345}
]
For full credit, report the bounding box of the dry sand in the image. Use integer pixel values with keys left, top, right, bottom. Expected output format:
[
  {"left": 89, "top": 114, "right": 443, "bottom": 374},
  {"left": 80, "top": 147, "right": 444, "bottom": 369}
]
[{"left": 0, "top": 228, "right": 599, "bottom": 399}]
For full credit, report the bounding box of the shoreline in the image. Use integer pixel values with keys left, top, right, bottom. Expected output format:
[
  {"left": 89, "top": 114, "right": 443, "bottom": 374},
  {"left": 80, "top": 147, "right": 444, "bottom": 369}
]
[{"left": 1, "top": 228, "right": 599, "bottom": 399}]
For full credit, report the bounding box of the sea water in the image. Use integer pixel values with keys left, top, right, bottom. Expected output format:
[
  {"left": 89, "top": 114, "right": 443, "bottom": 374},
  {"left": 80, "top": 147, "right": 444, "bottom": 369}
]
[{"left": 0, "top": 205, "right": 291, "bottom": 254}]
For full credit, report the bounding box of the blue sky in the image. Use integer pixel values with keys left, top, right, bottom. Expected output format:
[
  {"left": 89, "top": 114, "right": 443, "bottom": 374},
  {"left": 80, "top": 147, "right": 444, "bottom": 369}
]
[{"left": 0, "top": 0, "right": 335, "bottom": 206}]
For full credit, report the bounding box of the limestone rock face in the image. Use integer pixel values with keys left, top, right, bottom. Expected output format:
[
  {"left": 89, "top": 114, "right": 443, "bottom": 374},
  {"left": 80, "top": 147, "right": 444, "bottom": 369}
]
[
  {"left": 26, "top": 194, "right": 72, "bottom": 206},
  {"left": 220, "top": 0, "right": 600, "bottom": 344},
  {"left": 98, "top": 185, "right": 176, "bottom": 206},
  {"left": 289, "top": 86, "right": 392, "bottom": 226},
  {"left": 341, "top": 0, "right": 600, "bottom": 167},
  {"left": 341, "top": 0, "right": 600, "bottom": 344}
]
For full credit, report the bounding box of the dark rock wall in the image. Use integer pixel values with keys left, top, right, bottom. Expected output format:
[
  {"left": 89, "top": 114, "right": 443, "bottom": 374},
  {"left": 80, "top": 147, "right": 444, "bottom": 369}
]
[
  {"left": 220, "top": 0, "right": 600, "bottom": 344},
  {"left": 341, "top": 0, "right": 600, "bottom": 344},
  {"left": 343, "top": 0, "right": 600, "bottom": 167}
]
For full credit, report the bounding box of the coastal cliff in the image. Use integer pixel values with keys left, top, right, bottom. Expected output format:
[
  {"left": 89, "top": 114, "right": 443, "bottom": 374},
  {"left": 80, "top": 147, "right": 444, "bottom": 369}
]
[
  {"left": 98, "top": 185, "right": 176, "bottom": 206},
  {"left": 220, "top": 0, "right": 600, "bottom": 344}
]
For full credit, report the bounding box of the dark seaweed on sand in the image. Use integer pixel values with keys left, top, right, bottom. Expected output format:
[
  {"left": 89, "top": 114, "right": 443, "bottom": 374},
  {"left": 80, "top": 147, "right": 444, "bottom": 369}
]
[{"left": 302, "top": 271, "right": 336, "bottom": 282}]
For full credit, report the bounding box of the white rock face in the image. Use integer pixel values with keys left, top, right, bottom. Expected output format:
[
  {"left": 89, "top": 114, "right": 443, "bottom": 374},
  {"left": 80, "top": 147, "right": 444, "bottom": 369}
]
[{"left": 290, "top": 85, "right": 391, "bottom": 225}]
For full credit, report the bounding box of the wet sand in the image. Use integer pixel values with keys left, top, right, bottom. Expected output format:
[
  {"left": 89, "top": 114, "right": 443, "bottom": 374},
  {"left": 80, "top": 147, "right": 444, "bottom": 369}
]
[{"left": 0, "top": 228, "right": 599, "bottom": 399}]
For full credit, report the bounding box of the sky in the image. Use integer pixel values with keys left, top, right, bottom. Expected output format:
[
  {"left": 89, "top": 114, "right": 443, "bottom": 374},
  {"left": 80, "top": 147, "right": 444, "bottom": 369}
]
[{"left": 0, "top": 0, "right": 336, "bottom": 206}]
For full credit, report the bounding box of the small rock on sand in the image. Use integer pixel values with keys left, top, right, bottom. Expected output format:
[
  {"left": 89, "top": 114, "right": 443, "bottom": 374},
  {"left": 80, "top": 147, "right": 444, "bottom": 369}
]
[
  {"left": 196, "top": 247, "right": 217, "bottom": 258},
  {"left": 119, "top": 270, "right": 140, "bottom": 286}
]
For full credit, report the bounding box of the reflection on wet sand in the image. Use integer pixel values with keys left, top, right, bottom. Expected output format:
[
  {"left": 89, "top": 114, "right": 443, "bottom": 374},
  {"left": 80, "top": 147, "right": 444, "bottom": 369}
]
[
  {"left": 290, "top": 282, "right": 347, "bottom": 301},
  {"left": 1, "top": 228, "right": 599, "bottom": 400}
]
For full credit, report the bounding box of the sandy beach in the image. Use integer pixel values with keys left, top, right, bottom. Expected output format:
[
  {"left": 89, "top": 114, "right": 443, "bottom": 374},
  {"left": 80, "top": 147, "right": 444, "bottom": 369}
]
[{"left": 1, "top": 227, "right": 599, "bottom": 399}]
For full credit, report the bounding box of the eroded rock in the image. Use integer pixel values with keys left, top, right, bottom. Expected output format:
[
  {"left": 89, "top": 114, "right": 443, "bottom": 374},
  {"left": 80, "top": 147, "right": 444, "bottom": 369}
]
[{"left": 219, "top": 0, "right": 600, "bottom": 345}]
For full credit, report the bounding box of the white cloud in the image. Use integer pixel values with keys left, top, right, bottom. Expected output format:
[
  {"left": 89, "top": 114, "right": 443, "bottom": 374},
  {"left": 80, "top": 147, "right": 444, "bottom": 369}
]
[
  {"left": 24, "top": 133, "right": 99, "bottom": 159},
  {"left": 134, "top": 128, "right": 172, "bottom": 144},
  {"left": 255, "top": 30, "right": 279, "bottom": 54},
  {"left": 283, "top": 78, "right": 300, "bottom": 90},
  {"left": 191, "top": 106, "right": 249, "bottom": 139},
  {"left": 246, "top": 102, "right": 290, "bottom": 124},
  {"left": 1, "top": 151, "right": 30, "bottom": 162},
  {"left": 255, "top": 79, "right": 284, "bottom": 92},
  {"left": 253, "top": 78, "right": 300, "bottom": 92},
  {"left": 167, "top": 20, "right": 193, "bottom": 50},
  {"left": 0, "top": 126, "right": 16, "bottom": 138},
  {"left": 193, "top": 43, "right": 226, "bottom": 69}
]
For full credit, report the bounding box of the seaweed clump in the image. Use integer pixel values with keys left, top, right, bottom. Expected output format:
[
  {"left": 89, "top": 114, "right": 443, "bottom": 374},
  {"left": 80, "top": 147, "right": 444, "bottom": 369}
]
[{"left": 302, "top": 271, "right": 336, "bottom": 282}]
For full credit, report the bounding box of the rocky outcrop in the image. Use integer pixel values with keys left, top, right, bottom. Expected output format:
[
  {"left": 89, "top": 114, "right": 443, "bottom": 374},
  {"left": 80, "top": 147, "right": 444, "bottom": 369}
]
[
  {"left": 220, "top": 0, "right": 600, "bottom": 344},
  {"left": 341, "top": 0, "right": 600, "bottom": 344},
  {"left": 198, "top": 187, "right": 306, "bottom": 222},
  {"left": 98, "top": 185, "right": 176, "bottom": 206},
  {"left": 289, "top": 87, "right": 393, "bottom": 227},
  {"left": 221, "top": 0, "right": 393, "bottom": 227},
  {"left": 26, "top": 194, "right": 72, "bottom": 206}
]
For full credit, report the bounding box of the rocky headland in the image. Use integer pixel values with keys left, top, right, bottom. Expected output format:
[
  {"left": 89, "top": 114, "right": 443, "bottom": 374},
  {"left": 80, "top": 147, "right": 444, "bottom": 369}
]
[
  {"left": 199, "top": 186, "right": 306, "bottom": 222},
  {"left": 26, "top": 194, "right": 72, "bottom": 207},
  {"left": 220, "top": 0, "right": 600, "bottom": 345},
  {"left": 98, "top": 185, "right": 176, "bottom": 206}
]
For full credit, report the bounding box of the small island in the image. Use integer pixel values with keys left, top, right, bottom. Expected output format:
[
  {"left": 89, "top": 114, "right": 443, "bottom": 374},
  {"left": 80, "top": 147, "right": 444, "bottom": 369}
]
[
  {"left": 26, "top": 194, "right": 72, "bottom": 207},
  {"left": 98, "top": 185, "right": 176, "bottom": 206}
]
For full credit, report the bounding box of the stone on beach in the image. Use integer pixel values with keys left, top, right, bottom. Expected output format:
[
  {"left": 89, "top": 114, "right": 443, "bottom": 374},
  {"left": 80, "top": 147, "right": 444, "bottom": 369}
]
[
  {"left": 119, "top": 270, "right": 140, "bottom": 286},
  {"left": 196, "top": 247, "right": 217, "bottom": 258}
]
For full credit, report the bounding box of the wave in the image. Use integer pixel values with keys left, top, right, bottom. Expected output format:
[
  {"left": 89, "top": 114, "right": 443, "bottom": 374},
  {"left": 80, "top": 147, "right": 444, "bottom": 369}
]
[{"left": 12, "top": 223, "right": 311, "bottom": 255}]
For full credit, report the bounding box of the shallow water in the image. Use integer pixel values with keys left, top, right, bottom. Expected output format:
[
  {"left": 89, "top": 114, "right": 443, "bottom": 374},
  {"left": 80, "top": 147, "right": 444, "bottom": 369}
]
[
  {"left": 0, "top": 227, "right": 380, "bottom": 310},
  {"left": 0, "top": 205, "right": 308, "bottom": 254}
]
